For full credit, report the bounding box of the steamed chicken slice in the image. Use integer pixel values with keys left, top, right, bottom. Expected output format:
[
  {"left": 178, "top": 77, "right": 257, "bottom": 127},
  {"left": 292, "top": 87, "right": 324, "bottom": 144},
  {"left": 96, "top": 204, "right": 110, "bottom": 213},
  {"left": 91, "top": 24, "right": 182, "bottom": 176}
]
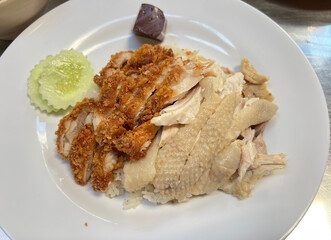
[
  {"left": 229, "top": 99, "right": 278, "bottom": 140},
  {"left": 189, "top": 140, "right": 243, "bottom": 196},
  {"left": 253, "top": 133, "right": 268, "bottom": 154},
  {"left": 123, "top": 131, "right": 161, "bottom": 192},
  {"left": 151, "top": 85, "right": 202, "bottom": 126},
  {"left": 153, "top": 68, "right": 229, "bottom": 192},
  {"left": 243, "top": 82, "right": 274, "bottom": 102},
  {"left": 153, "top": 91, "right": 224, "bottom": 191},
  {"left": 161, "top": 93, "right": 242, "bottom": 201},
  {"left": 241, "top": 58, "right": 269, "bottom": 84},
  {"left": 154, "top": 95, "right": 278, "bottom": 202},
  {"left": 221, "top": 153, "right": 287, "bottom": 199},
  {"left": 219, "top": 72, "right": 245, "bottom": 98},
  {"left": 238, "top": 128, "right": 257, "bottom": 180},
  {"left": 159, "top": 124, "right": 181, "bottom": 147}
]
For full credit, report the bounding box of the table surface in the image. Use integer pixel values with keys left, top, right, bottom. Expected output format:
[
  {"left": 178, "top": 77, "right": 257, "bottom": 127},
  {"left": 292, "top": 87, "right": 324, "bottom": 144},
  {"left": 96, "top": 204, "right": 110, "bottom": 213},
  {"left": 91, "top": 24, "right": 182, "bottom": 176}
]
[{"left": 0, "top": 0, "right": 330, "bottom": 239}]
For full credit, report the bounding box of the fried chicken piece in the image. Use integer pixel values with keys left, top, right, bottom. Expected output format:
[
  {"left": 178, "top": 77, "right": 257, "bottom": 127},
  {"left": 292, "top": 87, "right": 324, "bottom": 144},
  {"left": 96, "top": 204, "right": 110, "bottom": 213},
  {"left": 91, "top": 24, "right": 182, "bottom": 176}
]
[
  {"left": 56, "top": 98, "right": 96, "bottom": 159},
  {"left": 90, "top": 147, "right": 124, "bottom": 191},
  {"left": 93, "top": 71, "right": 137, "bottom": 131},
  {"left": 136, "top": 64, "right": 183, "bottom": 123},
  {"left": 68, "top": 124, "right": 95, "bottom": 185},
  {"left": 123, "top": 44, "right": 173, "bottom": 70},
  {"left": 95, "top": 111, "right": 128, "bottom": 151},
  {"left": 94, "top": 50, "right": 134, "bottom": 87},
  {"left": 95, "top": 45, "right": 176, "bottom": 149},
  {"left": 114, "top": 120, "right": 160, "bottom": 159},
  {"left": 114, "top": 56, "right": 210, "bottom": 159}
]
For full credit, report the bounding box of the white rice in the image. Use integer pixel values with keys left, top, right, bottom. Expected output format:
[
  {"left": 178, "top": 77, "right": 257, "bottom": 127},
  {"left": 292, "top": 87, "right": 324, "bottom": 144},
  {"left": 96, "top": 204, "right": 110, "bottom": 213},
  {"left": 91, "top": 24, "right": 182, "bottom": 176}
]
[
  {"left": 105, "top": 168, "right": 125, "bottom": 198},
  {"left": 105, "top": 169, "right": 172, "bottom": 209},
  {"left": 123, "top": 191, "right": 143, "bottom": 210}
]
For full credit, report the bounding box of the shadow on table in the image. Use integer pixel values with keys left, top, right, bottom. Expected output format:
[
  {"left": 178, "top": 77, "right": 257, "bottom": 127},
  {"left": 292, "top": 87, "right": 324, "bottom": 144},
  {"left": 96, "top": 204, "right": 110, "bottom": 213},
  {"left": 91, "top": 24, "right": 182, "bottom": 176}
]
[{"left": 270, "top": 0, "right": 331, "bottom": 10}]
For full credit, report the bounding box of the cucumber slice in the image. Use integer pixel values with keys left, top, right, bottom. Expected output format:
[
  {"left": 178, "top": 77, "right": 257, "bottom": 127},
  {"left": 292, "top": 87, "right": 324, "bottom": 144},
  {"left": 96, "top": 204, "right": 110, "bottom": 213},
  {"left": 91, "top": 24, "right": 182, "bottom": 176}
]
[
  {"left": 28, "top": 55, "right": 59, "bottom": 113},
  {"left": 38, "top": 49, "right": 94, "bottom": 110}
]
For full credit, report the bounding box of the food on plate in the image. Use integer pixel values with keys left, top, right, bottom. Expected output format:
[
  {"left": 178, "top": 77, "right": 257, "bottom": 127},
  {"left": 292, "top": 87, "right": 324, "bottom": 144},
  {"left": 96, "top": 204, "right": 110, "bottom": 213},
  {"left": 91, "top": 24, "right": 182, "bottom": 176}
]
[
  {"left": 28, "top": 49, "right": 95, "bottom": 112},
  {"left": 133, "top": 4, "right": 167, "bottom": 41},
  {"left": 55, "top": 44, "right": 287, "bottom": 209}
]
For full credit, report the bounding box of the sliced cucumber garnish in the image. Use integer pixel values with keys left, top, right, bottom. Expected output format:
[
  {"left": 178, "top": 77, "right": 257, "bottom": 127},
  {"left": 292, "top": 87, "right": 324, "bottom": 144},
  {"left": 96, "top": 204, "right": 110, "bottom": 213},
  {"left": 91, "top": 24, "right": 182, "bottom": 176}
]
[
  {"left": 28, "top": 55, "right": 58, "bottom": 113},
  {"left": 28, "top": 49, "right": 94, "bottom": 112}
]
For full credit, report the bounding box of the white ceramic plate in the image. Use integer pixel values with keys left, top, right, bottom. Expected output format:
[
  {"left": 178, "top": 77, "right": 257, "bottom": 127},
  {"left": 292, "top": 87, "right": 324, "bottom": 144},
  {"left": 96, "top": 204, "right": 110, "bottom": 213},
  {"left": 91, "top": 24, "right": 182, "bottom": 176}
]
[{"left": 0, "top": 0, "right": 329, "bottom": 239}]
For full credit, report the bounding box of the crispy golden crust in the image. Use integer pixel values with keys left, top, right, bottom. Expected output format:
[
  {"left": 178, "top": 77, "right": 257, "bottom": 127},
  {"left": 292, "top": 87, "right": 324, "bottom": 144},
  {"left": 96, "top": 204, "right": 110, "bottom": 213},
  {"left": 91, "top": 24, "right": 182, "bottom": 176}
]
[
  {"left": 95, "top": 111, "right": 127, "bottom": 150},
  {"left": 94, "top": 50, "right": 134, "bottom": 87},
  {"left": 55, "top": 98, "right": 97, "bottom": 159},
  {"left": 116, "top": 74, "right": 137, "bottom": 107},
  {"left": 114, "top": 121, "right": 160, "bottom": 160},
  {"left": 138, "top": 64, "right": 183, "bottom": 123},
  {"left": 68, "top": 124, "right": 95, "bottom": 185},
  {"left": 90, "top": 147, "right": 112, "bottom": 191},
  {"left": 90, "top": 147, "right": 124, "bottom": 191},
  {"left": 96, "top": 71, "right": 124, "bottom": 115},
  {"left": 95, "top": 45, "right": 179, "bottom": 158},
  {"left": 123, "top": 44, "right": 173, "bottom": 71}
]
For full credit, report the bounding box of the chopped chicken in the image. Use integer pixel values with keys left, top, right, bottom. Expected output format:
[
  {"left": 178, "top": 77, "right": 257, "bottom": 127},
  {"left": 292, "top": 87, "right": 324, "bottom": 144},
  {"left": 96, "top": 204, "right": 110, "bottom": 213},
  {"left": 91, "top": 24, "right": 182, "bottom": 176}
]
[
  {"left": 199, "top": 64, "right": 228, "bottom": 97},
  {"left": 90, "top": 149, "right": 123, "bottom": 191},
  {"left": 159, "top": 124, "right": 181, "bottom": 147},
  {"left": 67, "top": 124, "right": 95, "bottom": 185},
  {"left": 56, "top": 98, "right": 96, "bottom": 159},
  {"left": 222, "top": 153, "right": 287, "bottom": 199},
  {"left": 123, "top": 131, "right": 161, "bottom": 192},
  {"left": 190, "top": 140, "right": 243, "bottom": 195},
  {"left": 241, "top": 58, "right": 269, "bottom": 84},
  {"left": 151, "top": 85, "right": 202, "bottom": 126},
  {"left": 56, "top": 44, "right": 213, "bottom": 191},
  {"left": 56, "top": 45, "right": 286, "bottom": 205},
  {"left": 163, "top": 93, "right": 242, "bottom": 201},
  {"left": 230, "top": 99, "right": 278, "bottom": 140},
  {"left": 219, "top": 72, "right": 245, "bottom": 98},
  {"left": 243, "top": 82, "right": 274, "bottom": 101},
  {"left": 238, "top": 140, "right": 257, "bottom": 180},
  {"left": 240, "top": 127, "right": 256, "bottom": 142},
  {"left": 94, "top": 50, "right": 134, "bottom": 87},
  {"left": 153, "top": 90, "right": 224, "bottom": 192},
  {"left": 153, "top": 93, "right": 279, "bottom": 202},
  {"left": 253, "top": 133, "right": 268, "bottom": 154}
]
